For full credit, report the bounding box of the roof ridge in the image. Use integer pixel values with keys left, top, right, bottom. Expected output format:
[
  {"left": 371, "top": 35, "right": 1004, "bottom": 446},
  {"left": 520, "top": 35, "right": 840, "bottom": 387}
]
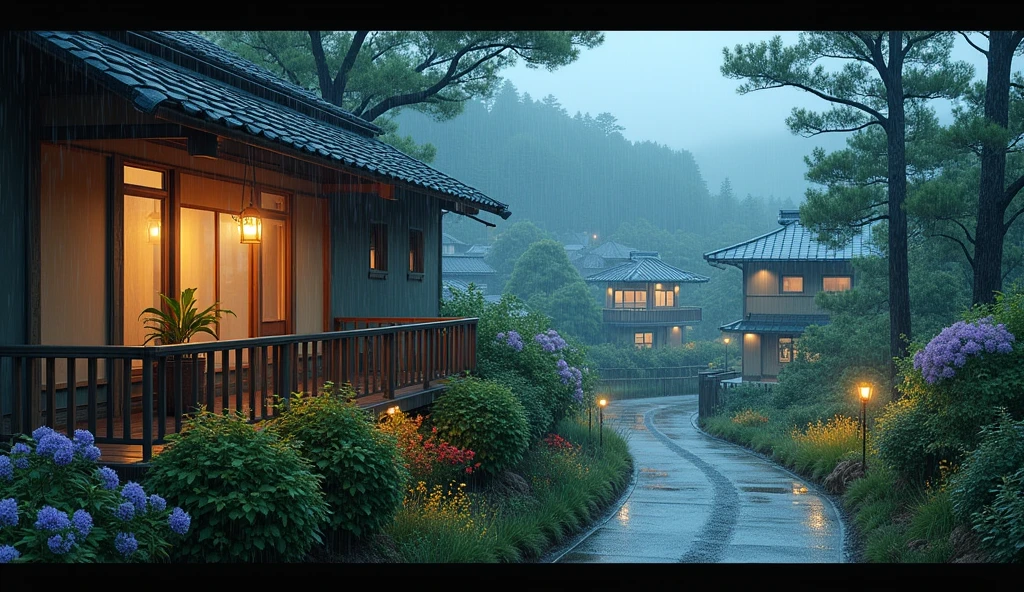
[{"left": 703, "top": 223, "right": 789, "bottom": 260}]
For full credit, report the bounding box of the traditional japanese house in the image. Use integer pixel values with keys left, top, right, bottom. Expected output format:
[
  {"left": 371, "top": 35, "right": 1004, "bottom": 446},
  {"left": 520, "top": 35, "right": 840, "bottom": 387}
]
[
  {"left": 703, "top": 210, "right": 876, "bottom": 382},
  {"left": 0, "top": 30, "right": 511, "bottom": 463},
  {"left": 441, "top": 253, "right": 497, "bottom": 296},
  {"left": 585, "top": 251, "right": 708, "bottom": 348}
]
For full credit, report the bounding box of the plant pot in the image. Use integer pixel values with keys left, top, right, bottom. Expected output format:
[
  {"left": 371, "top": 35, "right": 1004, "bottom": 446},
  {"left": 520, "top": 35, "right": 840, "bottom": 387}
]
[{"left": 159, "top": 355, "right": 207, "bottom": 416}]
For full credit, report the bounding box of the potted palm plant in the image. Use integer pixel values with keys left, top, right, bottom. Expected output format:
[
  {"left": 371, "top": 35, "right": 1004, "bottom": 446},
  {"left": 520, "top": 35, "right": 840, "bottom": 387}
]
[{"left": 139, "top": 287, "right": 235, "bottom": 415}]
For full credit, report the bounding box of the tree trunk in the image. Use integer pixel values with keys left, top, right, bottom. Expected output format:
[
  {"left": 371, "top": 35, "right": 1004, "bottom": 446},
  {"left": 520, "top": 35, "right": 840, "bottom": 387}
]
[
  {"left": 971, "top": 31, "right": 1015, "bottom": 305},
  {"left": 886, "top": 32, "right": 912, "bottom": 398}
]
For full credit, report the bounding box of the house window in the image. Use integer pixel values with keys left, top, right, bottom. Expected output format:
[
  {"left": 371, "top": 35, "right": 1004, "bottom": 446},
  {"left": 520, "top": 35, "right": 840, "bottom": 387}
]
[
  {"left": 443, "top": 244, "right": 456, "bottom": 255},
  {"left": 123, "top": 165, "right": 164, "bottom": 190},
  {"left": 613, "top": 290, "right": 647, "bottom": 309},
  {"left": 634, "top": 332, "right": 653, "bottom": 349},
  {"left": 782, "top": 276, "right": 804, "bottom": 293},
  {"left": 370, "top": 223, "right": 388, "bottom": 277},
  {"left": 409, "top": 228, "right": 424, "bottom": 275},
  {"left": 823, "top": 276, "right": 852, "bottom": 292},
  {"left": 779, "top": 337, "right": 794, "bottom": 363},
  {"left": 654, "top": 289, "right": 675, "bottom": 307}
]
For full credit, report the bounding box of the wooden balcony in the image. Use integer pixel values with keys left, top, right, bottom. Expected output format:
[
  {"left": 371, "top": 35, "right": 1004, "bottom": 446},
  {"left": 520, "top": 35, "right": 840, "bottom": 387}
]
[
  {"left": 601, "top": 307, "right": 702, "bottom": 326},
  {"left": 0, "top": 317, "right": 477, "bottom": 464}
]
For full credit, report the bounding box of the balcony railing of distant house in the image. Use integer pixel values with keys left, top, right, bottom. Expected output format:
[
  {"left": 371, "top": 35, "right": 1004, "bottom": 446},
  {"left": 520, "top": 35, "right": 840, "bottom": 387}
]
[
  {"left": 601, "top": 307, "right": 702, "bottom": 325},
  {"left": 0, "top": 317, "right": 477, "bottom": 463}
]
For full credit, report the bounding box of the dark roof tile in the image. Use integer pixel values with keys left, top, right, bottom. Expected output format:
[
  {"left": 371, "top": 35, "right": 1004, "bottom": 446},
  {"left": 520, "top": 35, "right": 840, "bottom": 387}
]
[{"left": 585, "top": 252, "right": 709, "bottom": 283}]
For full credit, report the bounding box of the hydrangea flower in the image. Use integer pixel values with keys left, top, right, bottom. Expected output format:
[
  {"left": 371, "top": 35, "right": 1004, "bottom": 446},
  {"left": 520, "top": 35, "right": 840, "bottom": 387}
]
[
  {"left": 0, "top": 545, "right": 19, "bottom": 563},
  {"left": 495, "top": 330, "right": 524, "bottom": 352},
  {"left": 534, "top": 329, "right": 568, "bottom": 353},
  {"left": 97, "top": 466, "right": 119, "bottom": 490},
  {"left": 34, "top": 506, "right": 70, "bottom": 532},
  {"left": 0, "top": 456, "right": 11, "bottom": 482},
  {"left": 0, "top": 498, "right": 17, "bottom": 528},
  {"left": 32, "top": 426, "right": 55, "bottom": 442},
  {"left": 114, "top": 532, "right": 138, "bottom": 558},
  {"left": 114, "top": 502, "right": 135, "bottom": 522},
  {"left": 53, "top": 445, "right": 75, "bottom": 467},
  {"left": 73, "top": 429, "right": 95, "bottom": 449},
  {"left": 10, "top": 443, "right": 30, "bottom": 469},
  {"left": 148, "top": 494, "right": 167, "bottom": 512},
  {"left": 72, "top": 509, "right": 92, "bottom": 538},
  {"left": 168, "top": 507, "right": 191, "bottom": 535},
  {"left": 912, "top": 316, "right": 1015, "bottom": 384},
  {"left": 121, "top": 482, "right": 147, "bottom": 512},
  {"left": 47, "top": 533, "right": 75, "bottom": 555},
  {"left": 36, "top": 432, "right": 75, "bottom": 462},
  {"left": 78, "top": 445, "right": 102, "bottom": 462}
]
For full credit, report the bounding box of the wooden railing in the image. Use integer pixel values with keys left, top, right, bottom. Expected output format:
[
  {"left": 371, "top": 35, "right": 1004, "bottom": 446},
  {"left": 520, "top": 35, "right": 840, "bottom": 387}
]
[
  {"left": 602, "top": 307, "right": 702, "bottom": 325},
  {"left": 0, "top": 317, "right": 477, "bottom": 462},
  {"left": 697, "top": 370, "right": 741, "bottom": 420}
]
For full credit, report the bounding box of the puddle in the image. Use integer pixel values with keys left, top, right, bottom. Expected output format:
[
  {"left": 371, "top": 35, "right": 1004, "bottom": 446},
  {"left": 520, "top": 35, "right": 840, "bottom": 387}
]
[{"left": 739, "top": 486, "right": 791, "bottom": 494}]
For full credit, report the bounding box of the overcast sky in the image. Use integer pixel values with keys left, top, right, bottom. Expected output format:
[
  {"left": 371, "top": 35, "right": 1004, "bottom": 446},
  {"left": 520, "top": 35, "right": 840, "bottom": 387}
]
[{"left": 500, "top": 31, "right": 997, "bottom": 202}]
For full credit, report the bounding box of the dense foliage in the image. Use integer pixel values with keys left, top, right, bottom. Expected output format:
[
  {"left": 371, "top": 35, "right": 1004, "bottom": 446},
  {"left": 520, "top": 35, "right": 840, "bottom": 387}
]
[
  {"left": 0, "top": 428, "right": 190, "bottom": 564},
  {"left": 143, "top": 411, "right": 329, "bottom": 562},
  {"left": 270, "top": 383, "right": 409, "bottom": 540}
]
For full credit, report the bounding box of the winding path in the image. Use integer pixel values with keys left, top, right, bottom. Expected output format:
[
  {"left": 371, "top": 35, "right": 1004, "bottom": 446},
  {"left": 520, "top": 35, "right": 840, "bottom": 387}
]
[{"left": 546, "top": 394, "right": 847, "bottom": 563}]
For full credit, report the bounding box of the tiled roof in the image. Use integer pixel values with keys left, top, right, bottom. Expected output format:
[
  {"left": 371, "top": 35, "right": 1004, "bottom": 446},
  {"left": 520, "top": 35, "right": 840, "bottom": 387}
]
[
  {"left": 442, "top": 232, "right": 467, "bottom": 245},
  {"left": 27, "top": 31, "right": 510, "bottom": 219},
  {"left": 442, "top": 255, "right": 496, "bottom": 275},
  {"left": 585, "top": 251, "right": 710, "bottom": 284},
  {"left": 590, "top": 241, "right": 638, "bottom": 260},
  {"left": 577, "top": 253, "right": 607, "bottom": 269},
  {"left": 720, "top": 314, "right": 830, "bottom": 334},
  {"left": 703, "top": 216, "right": 876, "bottom": 264},
  {"left": 465, "top": 245, "right": 490, "bottom": 256}
]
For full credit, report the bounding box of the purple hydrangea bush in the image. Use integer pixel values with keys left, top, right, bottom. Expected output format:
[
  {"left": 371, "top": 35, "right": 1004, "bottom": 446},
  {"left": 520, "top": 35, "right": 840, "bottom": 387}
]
[
  {"left": 0, "top": 428, "right": 190, "bottom": 563},
  {"left": 912, "top": 316, "right": 1015, "bottom": 384}
]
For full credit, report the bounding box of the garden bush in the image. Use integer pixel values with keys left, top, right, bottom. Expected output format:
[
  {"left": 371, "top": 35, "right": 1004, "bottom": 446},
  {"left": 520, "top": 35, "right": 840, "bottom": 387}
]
[
  {"left": 971, "top": 466, "right": 1024, "bottom": 563},
  {"left": 430, "top": 376, "right": 531, "bottom": 476},
  {"left": 487, "top": 369, "right": 554, "bottom": 441},
  {"left": 143, "top": 410, "right": 329, "bottom": 562},
  {"left": 377, "top": 410, "right": 479, "bottom": 489},
  {"left": 270, "top": 382, "right": 409, "bottom": 541},
  {"left": 0, "top": 427, "right": 189, "bottom": 563},
  {"left": 947, "top": 410, "right": 1024, "bottom": 525}
]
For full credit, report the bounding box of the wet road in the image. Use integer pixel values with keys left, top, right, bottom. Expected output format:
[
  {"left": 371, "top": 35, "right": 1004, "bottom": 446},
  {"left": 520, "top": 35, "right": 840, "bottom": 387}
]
[{"left": 546, "top": 394, "right": 847, "bottom": 564}]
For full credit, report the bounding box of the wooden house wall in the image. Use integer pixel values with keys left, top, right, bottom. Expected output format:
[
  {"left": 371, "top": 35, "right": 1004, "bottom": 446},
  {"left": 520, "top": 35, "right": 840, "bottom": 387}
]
[
  {"left": 330, "top": 187, "right": 442, "bottom": 319},
  {"left": 743, "top": 261, "right": 854, "bottom": 316},
  {"left": 742, "top": 332, "right": 762, "bottom": 379}
]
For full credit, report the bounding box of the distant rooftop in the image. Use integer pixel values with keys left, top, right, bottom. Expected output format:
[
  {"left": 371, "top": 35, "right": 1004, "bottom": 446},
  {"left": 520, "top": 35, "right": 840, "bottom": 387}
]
[
  {"left": 590, "top": 241, "right": 638, "bottom": 260},
  {"left": 585, "top": 251, "right": 710, "bottom": 284},
  {"left": 442, "top": 255, "right": 496, "bottom": 275},
  {"left": 703, "top": 210, "right": 877, "bottom": 265}
]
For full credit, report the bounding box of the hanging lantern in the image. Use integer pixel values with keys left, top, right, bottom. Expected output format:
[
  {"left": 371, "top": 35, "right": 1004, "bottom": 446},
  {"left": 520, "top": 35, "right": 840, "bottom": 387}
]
[
  {"left": 147, "top": 209, "right": 161, "bottom": 244},
  {"left": 238, "top": 148, "right": 262, "bottom": 245}
]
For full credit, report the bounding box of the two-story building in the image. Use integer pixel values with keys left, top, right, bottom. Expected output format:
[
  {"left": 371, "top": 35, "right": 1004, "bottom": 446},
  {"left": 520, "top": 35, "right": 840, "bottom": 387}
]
[
  {"left": 703, "top": 210, "right": 876, "bottom": 382},
  {"left": 585, "top": 251, "right": 708, "bottom": 348}
]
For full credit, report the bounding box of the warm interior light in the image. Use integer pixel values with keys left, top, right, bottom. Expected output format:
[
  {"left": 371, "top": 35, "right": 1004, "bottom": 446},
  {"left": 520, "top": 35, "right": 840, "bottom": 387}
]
[
  {"left": 598, "top": 398, "right": 607, "bottom": 407},
  {"left": 655, "top": 283, "right": 662, "bottom": 290},
  {"left": 147, "top": 211, "right": 161, "bottom": 244},
  {"left": 723, "top": 337, "right": 731, "bottom": 344},
  {"left": 858, "top": 383, "right": 872, "bottom": 401},
  {"left": 238, "top": 205, "right": 262, "bottom": 244}
]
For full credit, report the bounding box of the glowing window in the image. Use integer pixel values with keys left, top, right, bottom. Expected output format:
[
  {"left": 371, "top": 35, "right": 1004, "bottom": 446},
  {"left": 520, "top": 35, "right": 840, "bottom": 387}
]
[
  {"left": 123, "top": 165, "right": 164, "bottom": 189},
  {"left": 634, "top": 332, "right": 653, "bottom": 349},
  {"left": 370, "top": 223, "right": 388, "bottom": 273},
  {"left": 823, "top": 276, "right": 852, "bottom": 292},
  {"left": 655, "top": 289, "right": 674, "bottom": 307},
  {"left": 779, "top": 337, "right": 794, "bottom": 363},
  {"left": 782, "top": 276, "right": 804, "bottom": 293}
]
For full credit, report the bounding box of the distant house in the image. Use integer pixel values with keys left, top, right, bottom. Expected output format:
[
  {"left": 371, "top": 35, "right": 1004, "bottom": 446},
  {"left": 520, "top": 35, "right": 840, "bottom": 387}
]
[
  {"left": 442, "top": 253, "right": 497, "bottom": 295},
  {"left": 585, "top": 251, "right": 708, "bottom": 348},
  {"left": 566, "top": 240, "right": 637, "bottom": 277},
  {"left": 465, "top": 244, "right": 491, "bottom": 257},
  {"left": 442, "top": 232, "right": 469, "bottom": 255},
  {"left": 703, "top": 210, "right": 876, "bottom": 382}
]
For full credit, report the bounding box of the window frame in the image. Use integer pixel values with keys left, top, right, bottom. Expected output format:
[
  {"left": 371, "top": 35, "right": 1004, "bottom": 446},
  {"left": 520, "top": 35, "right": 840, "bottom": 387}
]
[
  {"left": 613, "top": 289, "right": 648, "bottom": 309},
  {"left": 369, "top": 222, "right": 388, "bottom": 279},
  {"left": 654, "top": 289, "right": 675, "bottom": 307},
  {"left": 408, "top": 227, "right": 425, "bottom": 280},
  {"left": 634, "top": 332, "right": 653, "bottom": 349},
  {"left": 781, "top": 275, "right": 804, "bottom": 294},
  {"left": 778, "top": 337, "right": 795, "bottom": 363}
]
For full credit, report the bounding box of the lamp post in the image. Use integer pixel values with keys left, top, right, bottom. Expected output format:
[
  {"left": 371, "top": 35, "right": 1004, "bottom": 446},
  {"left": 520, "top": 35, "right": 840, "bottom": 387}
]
[
  {"left": 858, "top": 382, "right": 872, "bottom": 471},
  {"left": 598, "top": 397, "right": 607, "bottom": 446},
  {"left": 723, "top": 336, "right": 731, "bottom": 372},
  {"left": 588, "top": 400, "right": 593, "bottom": 438}
]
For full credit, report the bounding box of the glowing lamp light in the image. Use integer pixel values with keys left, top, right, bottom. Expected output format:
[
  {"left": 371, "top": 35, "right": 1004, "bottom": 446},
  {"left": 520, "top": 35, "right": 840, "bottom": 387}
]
[
  {"left": 723, "top": 337, "right": 731, "bottom": 345},
  {"left": 146, "top": 211, "right": 161, "bottom": 244},
  {"left": 598, "top": 398, "right": 607, "bottom": 408},
  {"left": 858, "top": 382, "right": 872, "bottom": 402},
  {"left": 387, "top": 406, "right": 399, "bottom": 416},
  {"left": 238, "top": 204, "right": 262, "bottom": 244}
]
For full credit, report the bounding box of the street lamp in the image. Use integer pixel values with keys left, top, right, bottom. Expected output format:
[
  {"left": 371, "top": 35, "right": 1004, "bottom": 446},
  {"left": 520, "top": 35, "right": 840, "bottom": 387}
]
[
  {"left": 598, "top": 397, "right": 608, "bottom": 446},
  {"left": 858, "top": 382, "right": 872, "bottom": 471},
  {"left": 723, "top": 336, "right": 731, "bottom": 372}
]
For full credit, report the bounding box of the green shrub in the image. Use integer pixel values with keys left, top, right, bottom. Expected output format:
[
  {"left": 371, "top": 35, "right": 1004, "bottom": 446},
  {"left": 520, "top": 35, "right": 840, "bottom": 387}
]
[
  {"left": 143, "top": 410, "right": 329, "bottom": 562},
  {"left": 271, "top": 382, "right": 409, "bottom": 541},
  {"left": 947, "top": 409, "right": 1024, "bottom": 524},
  {"left": 873, "top": 384, "right": 948, "bottom": 486},
  {"left": 971, "top": 467, "right": 1024, "bottom": 563},
  {"left": 488, "top": 369, "right": 554, "bottom": 441},
  {"left": 431, "top": 376, "right": 531, "bottom": 476},
  {"left": 0, "top": 427, "right": 189, "bottom": 563}
]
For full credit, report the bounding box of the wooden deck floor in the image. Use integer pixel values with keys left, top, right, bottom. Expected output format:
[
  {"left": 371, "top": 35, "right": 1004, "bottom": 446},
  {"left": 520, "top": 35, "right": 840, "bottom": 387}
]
[{"left": 89, "top": 380, "right": 448, "bottom": 465}]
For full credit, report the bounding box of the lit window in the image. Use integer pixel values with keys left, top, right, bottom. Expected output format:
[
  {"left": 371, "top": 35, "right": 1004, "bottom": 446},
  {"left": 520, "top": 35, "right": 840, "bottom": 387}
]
[
  {"left": 634, "top": 332, "right": 653, "bottom": 349},
  {"left": 782, "top": 276, "right": 804, "bottom": 293},
  {"left": 260, "top": 192, "right": 288, "bottom": 213},
  {"left": 823, "top": 276, "right": 852, "bottom": 292},
  {"left": 370, "top": 223, "right": 388, "bottom": 274},
  {"left": 409, "top": 228, "right": 424, "bottom": 273},
  {"left": 655, "top": 289, "right": 675, "bottom": 307},
  {"left": 614, "top": 290, "right": 647, "bottom": 309},
  {"left": 123, "top": 165, "right": 164, "bottom": 190},
  {"left": 779, "top": 337, "right": 794, "bottom": 363}
]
